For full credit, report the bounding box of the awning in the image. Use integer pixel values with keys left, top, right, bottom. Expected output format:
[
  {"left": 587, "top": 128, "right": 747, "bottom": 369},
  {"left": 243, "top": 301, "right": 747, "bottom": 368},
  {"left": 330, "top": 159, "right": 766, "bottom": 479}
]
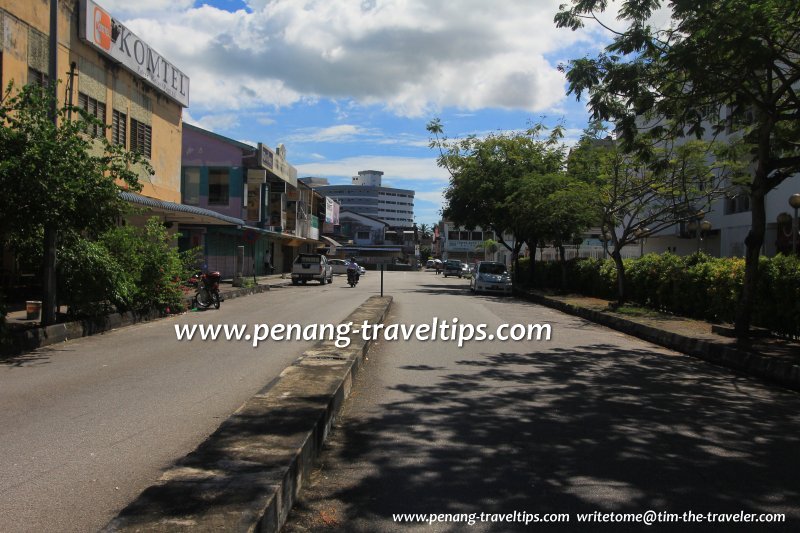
[
  {"left": 339, "top": 246, "right": 404, "bottom": 252},
  {"left": 321, "top": 236, "right": 344, "bottom": 248},
  {"left": 121, "top": 191, "right": 244, "bottom": 226}
]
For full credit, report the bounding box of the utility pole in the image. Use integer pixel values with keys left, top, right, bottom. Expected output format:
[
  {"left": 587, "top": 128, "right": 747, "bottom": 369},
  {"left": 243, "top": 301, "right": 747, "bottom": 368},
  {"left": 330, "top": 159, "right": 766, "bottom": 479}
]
[{"left": 41, "top": 0, "right": 58, "bottom": 325}]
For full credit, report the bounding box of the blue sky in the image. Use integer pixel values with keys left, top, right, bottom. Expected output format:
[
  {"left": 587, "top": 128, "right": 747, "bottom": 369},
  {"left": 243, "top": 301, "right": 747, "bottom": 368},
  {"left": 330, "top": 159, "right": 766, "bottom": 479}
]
[{"left": 101, "top": 0, "right": 629, "bottom": 226}]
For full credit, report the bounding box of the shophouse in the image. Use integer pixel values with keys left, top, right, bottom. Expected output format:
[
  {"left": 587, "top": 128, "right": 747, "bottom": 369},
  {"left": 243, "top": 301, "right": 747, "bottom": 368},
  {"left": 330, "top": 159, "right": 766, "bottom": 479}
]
[
  {"left": 0, "top": 1, "right": 246, "bottom": 288},
  {"left": 181, "top": 124, "right": 323, "bottom": 277},
  {"left": 435, "top": 221, "right": 527, "bottom": 268}
]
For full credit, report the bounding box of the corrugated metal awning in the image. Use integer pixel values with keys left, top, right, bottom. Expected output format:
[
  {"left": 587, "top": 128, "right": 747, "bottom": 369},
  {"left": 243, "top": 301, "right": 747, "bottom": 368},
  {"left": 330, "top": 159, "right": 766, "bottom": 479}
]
[{"left": 121, "top": 191, "right": 244, "bottom": 226}]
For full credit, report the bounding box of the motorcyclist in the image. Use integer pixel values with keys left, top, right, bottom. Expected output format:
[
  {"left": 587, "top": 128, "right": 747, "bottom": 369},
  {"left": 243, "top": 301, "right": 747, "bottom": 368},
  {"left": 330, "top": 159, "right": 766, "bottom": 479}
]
[{"left": 346, "top": 257, "right": 361, "bottom": 283}]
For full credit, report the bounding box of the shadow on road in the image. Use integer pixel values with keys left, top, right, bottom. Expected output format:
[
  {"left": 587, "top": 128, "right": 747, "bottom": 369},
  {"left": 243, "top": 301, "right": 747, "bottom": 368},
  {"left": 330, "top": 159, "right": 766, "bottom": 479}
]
[{"left": 289, "top": 343, "right": 800, "bottom": 532}]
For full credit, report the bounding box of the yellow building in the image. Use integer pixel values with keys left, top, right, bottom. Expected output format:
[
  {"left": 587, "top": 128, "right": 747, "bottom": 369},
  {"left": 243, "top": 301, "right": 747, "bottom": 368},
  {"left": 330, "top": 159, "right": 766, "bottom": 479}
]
[{"left": 0, "top": 0, "right": 186, "bottom": 202}]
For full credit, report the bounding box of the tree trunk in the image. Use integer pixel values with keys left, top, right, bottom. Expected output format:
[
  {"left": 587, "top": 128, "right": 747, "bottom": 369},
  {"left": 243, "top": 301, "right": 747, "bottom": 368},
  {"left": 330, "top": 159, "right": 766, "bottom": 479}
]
[
  {"left": 41, "top": 224, "right": 58, "bottom": 326},
  {"left": 611, "top": 249, "right": 626, "bottom": 306},
  {"left": 527, "top": 236, "right": 537, "bottom": 286},
  {"left": 558, "top": 244, "right": 567, "bottom": 291},
  {"left": 512, "top": 242, "right": 522, "bottom": 285},
  {"left": 734, "top": 187, "right": 766, "bottom": 337}
]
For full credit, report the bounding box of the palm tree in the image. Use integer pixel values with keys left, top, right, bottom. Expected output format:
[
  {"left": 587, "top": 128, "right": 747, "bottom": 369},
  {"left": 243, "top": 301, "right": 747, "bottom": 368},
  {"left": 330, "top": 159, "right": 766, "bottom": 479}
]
[
  {"left": 418, "top": 223, "right": 432, "bottom": 239},
  {"left": 476, "top": 239, "right": 498, "bottom": 261}
]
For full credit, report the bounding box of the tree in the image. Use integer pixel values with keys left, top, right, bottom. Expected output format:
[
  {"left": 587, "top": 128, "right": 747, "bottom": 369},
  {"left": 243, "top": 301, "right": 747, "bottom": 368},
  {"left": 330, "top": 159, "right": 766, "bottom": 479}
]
[
  {"left": 426, "top": 119, "right": 567, "bottom": 277},
  {"left": 0, "top": 82, "right": 150, "bottom": 320},
  {"left": 567, "top": 125, "right": 742, "bottom": 304},
  {"left": 555, "top": 0, "right": 800, "bottom": 334},
  {"left": 418, "top": 223, "right": 432, "bottom": 239},
  {"left": 476, "top": 239, "right": 498, "bottom": 261}
]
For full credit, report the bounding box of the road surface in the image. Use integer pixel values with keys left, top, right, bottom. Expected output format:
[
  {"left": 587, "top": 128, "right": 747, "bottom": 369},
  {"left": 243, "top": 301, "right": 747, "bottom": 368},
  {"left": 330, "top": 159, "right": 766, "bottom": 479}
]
[
  {"left": 285, "top": 271, "right": 800, "bottom": 532},
  {"left": 0, "top": 273, "right": 379, "bottom": 532}
]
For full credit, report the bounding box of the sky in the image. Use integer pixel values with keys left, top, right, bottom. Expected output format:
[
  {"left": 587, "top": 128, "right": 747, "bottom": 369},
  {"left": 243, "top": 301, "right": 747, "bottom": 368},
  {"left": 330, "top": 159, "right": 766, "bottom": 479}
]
[{"left": 99, "top": 0, "right": 633, "bottom": 227}]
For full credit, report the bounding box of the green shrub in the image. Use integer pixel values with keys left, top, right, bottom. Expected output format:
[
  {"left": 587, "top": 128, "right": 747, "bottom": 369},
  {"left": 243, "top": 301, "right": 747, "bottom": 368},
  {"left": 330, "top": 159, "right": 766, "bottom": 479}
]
[
  {"left": 755, "top": 254, "right": 800, "bottom": 337},
  {"left": 56, "top": 217, "right": 197, "bottom": 318},
  {"left": 57, "top": 236, "right": 133, "bottom": 318},
  {"left": 535, "top": 253, "right": 799, "bottom": 337},
  {"left": 102, "top": 218, "right": 195, "bottom": 314}
]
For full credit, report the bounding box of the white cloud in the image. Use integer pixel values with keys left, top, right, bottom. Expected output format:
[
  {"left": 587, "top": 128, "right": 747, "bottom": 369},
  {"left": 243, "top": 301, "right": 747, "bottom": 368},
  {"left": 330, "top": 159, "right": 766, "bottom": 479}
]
[
  {"left": 415, "top": 190, "right": 446, "bottom": 205},
  {"left": 184, "top": 112, "right": 241, "bottom": 131},
  {"left": 97, "top": 0, "right": 195, "bottom": 17},
  {"left": 296, "top": 156, "right": 449, "bottom": 183},
  {"left": 116, "top": 0, "right": 600, "bottom": 117},
  {"left": 286, "top": 124, "right": 382, "bottom": 143}
]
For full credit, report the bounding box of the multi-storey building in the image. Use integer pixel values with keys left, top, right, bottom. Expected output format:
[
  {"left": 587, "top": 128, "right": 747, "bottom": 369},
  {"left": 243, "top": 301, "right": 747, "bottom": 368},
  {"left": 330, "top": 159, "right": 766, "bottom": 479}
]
[
  {"left": 0, "top": 0, "right": 186, "bottom": 202},
  {"left": 301, "top": 170, "right": 415, "bottom": 228},
  {"left": 181, "top": 124, "right": 324, "bottom": 276},
  {"left": 0, "top": 1, "right": 248, "bottom": 287}
]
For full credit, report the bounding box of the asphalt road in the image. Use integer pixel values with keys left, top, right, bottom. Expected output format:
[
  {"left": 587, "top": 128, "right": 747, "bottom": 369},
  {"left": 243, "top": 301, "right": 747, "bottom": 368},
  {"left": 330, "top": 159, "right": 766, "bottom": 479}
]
[
  {"left": 284, "top": 270, "right": 800, "bottom": 532},
  {"left": 0, "top": 273, "right": 380, "bottom": 533}
]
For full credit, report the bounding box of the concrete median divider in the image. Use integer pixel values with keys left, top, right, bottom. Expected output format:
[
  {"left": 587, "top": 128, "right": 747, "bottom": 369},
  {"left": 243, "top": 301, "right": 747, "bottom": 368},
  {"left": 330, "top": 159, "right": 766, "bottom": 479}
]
[{"left": 104, "top": 295, "right": 392, "bottom": 533}]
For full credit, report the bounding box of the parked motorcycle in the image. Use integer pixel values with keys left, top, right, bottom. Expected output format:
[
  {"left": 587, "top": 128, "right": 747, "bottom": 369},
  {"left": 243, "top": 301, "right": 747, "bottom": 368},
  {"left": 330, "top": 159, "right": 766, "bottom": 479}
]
[{"left": 187, "top": 270, "right": 222, "bottom": 309}]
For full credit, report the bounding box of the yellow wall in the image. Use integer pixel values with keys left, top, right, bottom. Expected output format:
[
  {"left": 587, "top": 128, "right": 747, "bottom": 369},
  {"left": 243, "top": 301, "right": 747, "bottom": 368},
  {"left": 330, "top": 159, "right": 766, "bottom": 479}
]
[{"left": 0, "top": 0, "right": 183, "bottom": 203}]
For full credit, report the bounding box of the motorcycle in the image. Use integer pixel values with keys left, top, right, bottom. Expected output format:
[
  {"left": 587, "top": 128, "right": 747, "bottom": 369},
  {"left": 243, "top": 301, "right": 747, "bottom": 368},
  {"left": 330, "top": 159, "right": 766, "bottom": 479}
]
[
  {"left": 347, "top": 267, "right": 359, "bottom": 287},
  {"left": 187, "top": 270, "right": 222, "bottom": 309}
]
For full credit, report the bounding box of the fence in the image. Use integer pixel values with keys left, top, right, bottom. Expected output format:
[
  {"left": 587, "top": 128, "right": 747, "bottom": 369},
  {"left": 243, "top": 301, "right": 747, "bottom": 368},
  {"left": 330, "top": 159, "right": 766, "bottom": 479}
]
[{"left": 535, "top": 245, "right": 641, "bottom": 262}]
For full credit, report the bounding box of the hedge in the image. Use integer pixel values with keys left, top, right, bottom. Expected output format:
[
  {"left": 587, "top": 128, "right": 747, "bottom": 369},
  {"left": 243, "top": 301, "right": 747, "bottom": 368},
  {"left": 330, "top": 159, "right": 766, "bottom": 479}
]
[{"left": 524, "top": 253, "right": 800, "bottom": 338}]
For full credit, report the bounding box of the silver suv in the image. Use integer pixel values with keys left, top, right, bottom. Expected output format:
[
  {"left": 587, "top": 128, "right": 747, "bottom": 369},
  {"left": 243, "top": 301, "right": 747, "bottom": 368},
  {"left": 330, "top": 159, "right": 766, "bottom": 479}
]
[{"left": 291, "top": 254, "right": 333, "bottom": 285}]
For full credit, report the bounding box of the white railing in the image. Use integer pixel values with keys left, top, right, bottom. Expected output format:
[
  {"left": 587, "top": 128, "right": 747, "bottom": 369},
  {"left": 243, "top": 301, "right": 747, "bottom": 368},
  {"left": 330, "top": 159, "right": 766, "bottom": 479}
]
[{"left": 534, "top": 245, "right": 641, "bottom": 262}]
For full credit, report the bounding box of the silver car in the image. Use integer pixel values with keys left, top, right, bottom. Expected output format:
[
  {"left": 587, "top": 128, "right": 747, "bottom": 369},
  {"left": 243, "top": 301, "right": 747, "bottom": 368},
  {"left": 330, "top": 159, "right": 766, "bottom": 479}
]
[{"left": 469, "top": 261, "right": 512, "bottom": 295}]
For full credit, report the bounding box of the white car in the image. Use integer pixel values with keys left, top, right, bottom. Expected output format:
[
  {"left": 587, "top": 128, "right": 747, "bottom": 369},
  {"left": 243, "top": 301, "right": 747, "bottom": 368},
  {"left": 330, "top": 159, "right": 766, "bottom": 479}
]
[
  {"left": 329, "top": 259, "right": 366, "bottom": 276},
  {"left": 470, "top": 261, "right": 512, "bottom": 295},
  {"left": 291, "top": 254, "right": 333, "bottom": 285},
  {"left": 328, "top": 259, "right": 349, "bottom": 275}
]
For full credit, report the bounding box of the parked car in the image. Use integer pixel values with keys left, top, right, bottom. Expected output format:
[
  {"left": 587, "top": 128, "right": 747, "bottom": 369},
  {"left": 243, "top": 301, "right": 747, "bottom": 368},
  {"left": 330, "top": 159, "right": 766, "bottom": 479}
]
[
  {"left": 443, "top": 259, "right": 463, "bottom": 278},
  {"left": 328, "top": 258, "right": 349, "bottom": 275},
  {"left": 329, "top": 258, "right": 366, "bottom": 276},
  {"left": 470, "top": 261, "right": 512, "bottom": 295},
  {"left": 461, "top": 263, "right": 471, "bottom": 276},
  {"left": 291, "top": 253, "right": 333, "bottom": 285}
]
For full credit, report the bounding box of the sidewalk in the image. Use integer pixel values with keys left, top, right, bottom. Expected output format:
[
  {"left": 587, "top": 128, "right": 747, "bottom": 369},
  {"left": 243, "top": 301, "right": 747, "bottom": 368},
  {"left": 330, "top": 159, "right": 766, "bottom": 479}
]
[
  {"left": 2, "top": 274, "right": 294, "bottom": 355},
  {"left": 517, "top": 288, "right": 800, "bottom": 391}
]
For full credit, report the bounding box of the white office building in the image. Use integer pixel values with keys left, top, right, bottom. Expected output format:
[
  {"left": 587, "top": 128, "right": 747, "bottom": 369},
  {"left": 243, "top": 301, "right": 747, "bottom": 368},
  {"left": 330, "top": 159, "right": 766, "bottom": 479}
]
[{"left": 301, "top": 171, "right": 415, "bottom": 228}]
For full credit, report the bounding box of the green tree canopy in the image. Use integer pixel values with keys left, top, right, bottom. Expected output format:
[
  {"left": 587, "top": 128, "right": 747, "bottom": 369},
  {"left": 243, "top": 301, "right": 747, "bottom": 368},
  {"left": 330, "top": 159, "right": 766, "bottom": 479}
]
[
  {"left": 427, "top": 119, "right": 568, "bottom": 261},
  {"left": 567, "top": 123, "right": 744, "bottom": 303},
  {"left": 0, "top": 82, "right": 148, "bottom": 240},
  {"left": 555, "top": 0, "right": 800, "bottom": 333}
]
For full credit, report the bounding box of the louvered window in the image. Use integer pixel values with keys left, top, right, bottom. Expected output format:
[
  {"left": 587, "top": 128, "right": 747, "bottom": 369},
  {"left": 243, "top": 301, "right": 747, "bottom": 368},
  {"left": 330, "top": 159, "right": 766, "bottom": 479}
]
[
  {"left": 28, "top": 67, "right": 49, "bottom": 88},
  {"left": 78, "top": 92, "right": 106, "bottom": 138},
  {"left": 130, "top": 118, "right": 152, "bottom": 159},
  {"left": 111, "top": 109, "right": 127, "bottom": 148}
]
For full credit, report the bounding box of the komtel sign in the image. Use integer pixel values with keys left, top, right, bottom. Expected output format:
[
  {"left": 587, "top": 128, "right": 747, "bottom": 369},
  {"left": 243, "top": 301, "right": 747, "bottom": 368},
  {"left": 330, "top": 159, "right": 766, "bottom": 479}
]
[{"left": 79, "top": 0, "right": 190, "bottom": 107}]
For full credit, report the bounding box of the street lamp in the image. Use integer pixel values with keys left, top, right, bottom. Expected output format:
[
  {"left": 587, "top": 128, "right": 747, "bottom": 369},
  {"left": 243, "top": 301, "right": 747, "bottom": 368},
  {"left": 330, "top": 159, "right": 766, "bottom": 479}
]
[
  {"left": 635, "top": 227, "right": 650, "bottom": 257},
  {"left": 686, "top": 211, "right": 706, "bottom": 253},
  {"left": 699, "top": 220, "right": 712, "bottom": 254},
  {"left": 790, "top": 193, "right": 800, "bottom": 254},
  {"left": 600, "top": 229, "right": 611, "bottom": 257}
]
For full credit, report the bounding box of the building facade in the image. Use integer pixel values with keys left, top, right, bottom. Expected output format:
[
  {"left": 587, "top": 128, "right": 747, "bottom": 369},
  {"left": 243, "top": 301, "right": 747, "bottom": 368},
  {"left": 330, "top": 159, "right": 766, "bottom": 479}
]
[
  {"left": 181, "top": 124, "right": 324, "bottom": 277},
  {"left": 302, "top": 170, "right": 415, "bottom": 228},
  {"left": 0, "top": 0, "right": 187, "bottom": 202},
  {"left": 0, "top": 0, "right": 222, "bottom": 290}
]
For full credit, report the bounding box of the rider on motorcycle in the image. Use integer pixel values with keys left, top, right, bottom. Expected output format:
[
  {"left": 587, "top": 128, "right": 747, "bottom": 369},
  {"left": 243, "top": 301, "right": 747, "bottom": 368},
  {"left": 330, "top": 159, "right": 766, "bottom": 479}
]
[{"left": 346, "top": 257, "right": 360, "bottom": 283}]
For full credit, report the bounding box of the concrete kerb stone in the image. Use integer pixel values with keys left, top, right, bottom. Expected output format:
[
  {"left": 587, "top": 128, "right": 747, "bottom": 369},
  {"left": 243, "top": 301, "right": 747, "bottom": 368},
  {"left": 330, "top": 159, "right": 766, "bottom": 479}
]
[
  {"left": 517, "top": 289, "right": 800, "bottom": 391},
  {"left": 103, "top": 295, "right": 393, "bottom": 533},
  {"left": 2, "top": 284, "right": 273, "bottom": 357}
]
